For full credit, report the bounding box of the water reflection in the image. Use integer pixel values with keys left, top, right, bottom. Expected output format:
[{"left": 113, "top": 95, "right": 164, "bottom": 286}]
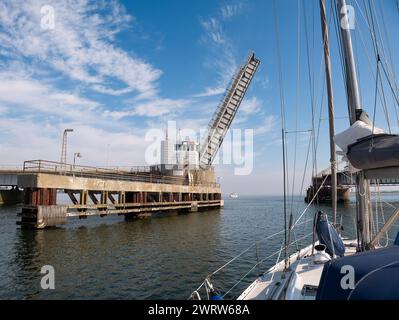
[
  {"left": 10, "top": 209, "right": 222, "bottom": 299},
  {"left": 2, "top": 195, "right": 398, "bottom": 299}
]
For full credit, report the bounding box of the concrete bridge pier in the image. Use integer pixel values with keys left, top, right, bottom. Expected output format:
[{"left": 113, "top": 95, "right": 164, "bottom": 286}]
[{"left": 16, "top": 166, "right": 223, "bottom": 229}]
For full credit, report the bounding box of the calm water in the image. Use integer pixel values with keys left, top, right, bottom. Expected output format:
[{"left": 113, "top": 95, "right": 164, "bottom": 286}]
[{"left": 0, "top": 195, "right": 398, "bottom": 299}]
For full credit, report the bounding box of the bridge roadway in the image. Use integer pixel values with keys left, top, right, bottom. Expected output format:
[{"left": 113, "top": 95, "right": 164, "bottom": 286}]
[{"left": 312, "top": 170, "right": 399, "bottom": 187}]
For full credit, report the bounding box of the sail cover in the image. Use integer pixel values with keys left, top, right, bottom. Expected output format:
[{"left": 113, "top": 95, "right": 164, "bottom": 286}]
[
  {"left": 334, "top": 120, "right": 399, "bottom": 170},
  {"left": 334, "top": 120, "right": 384, "bottom": 154},
  {"left": 347, "top": 134, "right": 399, "bottom": 170},
  {"left": 316, "top": 245, "right": 399, "bottom": 300}
]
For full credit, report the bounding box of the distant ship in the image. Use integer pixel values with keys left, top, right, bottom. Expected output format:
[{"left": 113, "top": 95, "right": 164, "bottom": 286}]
[{"left": 229, "top": 192, "right": 238, "bottom": 199}]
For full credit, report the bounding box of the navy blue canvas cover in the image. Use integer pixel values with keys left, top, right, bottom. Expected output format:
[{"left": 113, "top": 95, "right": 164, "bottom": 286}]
[
  {"left": 316, "top": 245, "right": 399, "bottom": 300},
  {"left": 315, "top": 212, "right": 346, "bottom": 257},
  {"left": 346, "top": 134, "right": 399, "bottom": 170}
]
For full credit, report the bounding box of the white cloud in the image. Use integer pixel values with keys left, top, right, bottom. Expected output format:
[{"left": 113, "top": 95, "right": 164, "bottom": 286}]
[
  {"left": 221, "top": 4, "right": 243, "bottom": 20},
  {"left": 0, "top": 0, "right": 162, "bottom": 97},
  {"left": 0, "top": 118, "right": 150, "bottom": 167},
  {"left": 103, "top": 97, "right": 191, "bottom": 119},
  {"left": 254, "top": 115, "right": 276, "bottom": 135},
  {"left": 132, "top": 98, "right": 190, "bottom": 117},
  {"left": 91, "top": 85, "right": 133, "bottom": 96},
  {"left": 193, "top": 86, "right": 226, "bottom": 98},
  {"left": 196, "top": 8, "right": 238, "bottom": 98},
  {"left": 0, "top": 72, "right": 98, "bottom": 119},
  {"left": 200, "top": 18, "right": 226, "bottom": 45},
  {"left": 240, "top": 97, "right": 262, "bottom": 115}
]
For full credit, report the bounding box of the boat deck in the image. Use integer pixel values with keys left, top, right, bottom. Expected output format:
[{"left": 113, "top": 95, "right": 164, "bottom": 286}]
[{"left": 238, "top": 239, "right": 357, "bottom": 300}]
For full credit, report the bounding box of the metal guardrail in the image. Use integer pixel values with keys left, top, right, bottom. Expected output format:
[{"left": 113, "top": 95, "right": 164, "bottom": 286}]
[
  {"left": 23, "top": 160, "right": 220, "bottom": 188},
  {"left": 189, "top": 222, "right": 314, "bottom": 300},
  {"left": 313, "top": 170, "right": 399, "bottom": 186},
  {"left": 0, "top": 166, "right": 24, "bottom": 171}
]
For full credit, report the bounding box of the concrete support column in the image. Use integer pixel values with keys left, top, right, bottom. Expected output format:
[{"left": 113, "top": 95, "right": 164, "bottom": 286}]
[
  {"left": 100, "top": 191, "right": 108, "bottom": 205},
  {"left": 143, "top": 192, "right": 147, "bottom": 203},
  {"left": 80, "top": 190, "right": 88, "bottom": 205},
  {"left": 25, "top": 188, "right": 57, "bottom": 206},
  {"left": 118, "top": 191, "right": 125, "bottom": 204}
]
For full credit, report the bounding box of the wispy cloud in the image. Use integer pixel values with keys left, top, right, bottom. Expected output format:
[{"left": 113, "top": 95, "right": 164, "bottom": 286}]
[
  {"left": 91, "top": 85, "right": 133, "bottom": 96},
  {"left": 105, "top": 98, "right": 191, "bottom": 119},
  {"left": 200, "top": 17, "right": 226, "bottom": 45},
  {"left": 193, "top": 86, "right": 226, "bottom": 98},
  {"left": 0, "top": 117, "right": 150, "bottom": 166},
  {"left": 0, "top": 0, "right": 162, "bottom": 98},
  {"left": 221, "top": 3, "right": 243, "bottom": 20},
  {"left": 240, "top": 97, "right": 262, "bottom": 115},
  {"left": 0, "top": 71, "right": 99, "bottom": 119},
  {"left": 196, "top": 9, "right": 238, "bottom": 98},
  {"left": 254, "top": 115, "right": 276, "bottom": 136}
]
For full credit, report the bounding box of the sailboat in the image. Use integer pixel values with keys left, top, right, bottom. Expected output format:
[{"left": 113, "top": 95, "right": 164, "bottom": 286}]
[{"left": 190, "top": 0, "right": 399, "bottom": 300}]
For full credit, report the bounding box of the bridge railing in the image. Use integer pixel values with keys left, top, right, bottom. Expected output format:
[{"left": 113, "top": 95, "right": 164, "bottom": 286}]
[{"left": 22, "top": 160, "right": 221, "bottom": 188}]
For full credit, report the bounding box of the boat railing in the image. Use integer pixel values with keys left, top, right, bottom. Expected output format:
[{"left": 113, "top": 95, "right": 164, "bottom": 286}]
[
  {"left": 22, "top": 159, "right": 221, "bottom": 188},
  {"left": 188, "top": 220, "right": 315, "bottom": 300},
  {"left": 189, "top": 175, "right": 332, "bottom": 300}
]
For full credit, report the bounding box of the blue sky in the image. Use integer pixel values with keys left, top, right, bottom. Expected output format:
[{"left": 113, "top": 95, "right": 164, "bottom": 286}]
[{"left": 0, "top": 0, "right": 398, "bottom": 195}]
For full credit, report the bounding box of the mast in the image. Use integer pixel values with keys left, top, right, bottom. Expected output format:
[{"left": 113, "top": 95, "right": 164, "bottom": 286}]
[
  {"left": 336, "top": 0, "right": 371, "bottom": 249},
  {"left": 319, "top": 0, "right": 337, "bottom": 225}
]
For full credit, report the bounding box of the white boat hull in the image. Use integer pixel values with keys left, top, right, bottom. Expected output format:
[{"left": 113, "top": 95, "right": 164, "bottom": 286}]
[{"left": 238, "top": 239, "right": 358, "bottom": 300}]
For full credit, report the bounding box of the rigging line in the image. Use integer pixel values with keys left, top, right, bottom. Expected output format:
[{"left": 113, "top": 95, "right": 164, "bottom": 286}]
[
  {"left": 350, "top": 0, "right": 363, "bottom": 105},
  {"left": 298, "top": 133, "right": 314, "bottom": 245},
  {"left": 313, "top": 2, "right": 336, "bottom": 176},
  {"left": 377, "top": 61, "right": 392, "bottom": 133},
  {"left": 289, "top": 0, "right": 301, "bottom": 220},
  {"left": 355, "top": 0, "right": 399, "bottom": 111},
  {"left": 360, "top": 0, "right": 378, "bottom": 57},
  {"left": 371, "top": 0, "right": 399, "bottom": 92},
  {"left": 303, "top": 0, "right": 317, "bottom": 179},
  {"left": 299, "top": 133, "right": 313, "bottom": 200},
  {"left": 373, "top": 1, "right": 398, "bottom": 86},
  {"left": 222, "top": 248, "right": 283, "bottom": 299},
  {"left": 377, "top": 2, "right": 399, "bottom": 124},
  {"left": 208, "top": 228, "right": 286, "bottom": 277},
  {"left": 352, "top": 13, "right": 399, "bottom": 128},
  {"left": 380, "top": 62, "right": 399, "bottom": 112},
  {"left": 378, "top": 0, "right": 399, "bottom": 121},
  {"left": 313, "top": 5, "right": 334, "bottom": 157},
  {"left": 371, "top": 56, "right": 380, "bottom": 149},
  {"left": 272, "top": 0, "right": 288, "bottom": 269},
  {"left": 292, "top": 174, "right": 329, "bottom": 230},
  {"left": 313, "top": 2, "right": 333, "bottom": 129},
  {"left": 366, "top": 0, "right": 392, "bottom": 132},
  {"left": 332, "top": 0, "right": 353, "bottom": 123},
  {"left": 375, "top": 180, "right": 388, "bottom": 247},
  {"left": 314, "top": 74, "right": 326, "bottom": 157}
]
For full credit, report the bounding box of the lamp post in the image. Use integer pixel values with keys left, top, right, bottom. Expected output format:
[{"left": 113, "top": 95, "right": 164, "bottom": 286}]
[
  {"left": 60, "top": 129, "right": 74, "bottom": 165},
  {"left": 73, "top": 152, "right": 82, "bottom": 168}
]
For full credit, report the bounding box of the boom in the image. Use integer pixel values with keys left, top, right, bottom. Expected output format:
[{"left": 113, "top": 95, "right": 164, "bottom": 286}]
[{"left": 199, "top": 52, "right": 260, "bottom": 169}]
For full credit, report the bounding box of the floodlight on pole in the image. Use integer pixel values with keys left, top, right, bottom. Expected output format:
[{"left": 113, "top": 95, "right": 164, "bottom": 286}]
[
  {"left": 73, "top": 152, "right": 82, "bottom": 168},
  {"left": 60, "top": 129, "right": 74, "bottom": 165}
]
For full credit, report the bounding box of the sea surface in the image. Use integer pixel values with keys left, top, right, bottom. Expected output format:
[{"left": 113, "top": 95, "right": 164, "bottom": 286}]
[{"left": 0, "top": 195, "right": 398, "bottom": 300}]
